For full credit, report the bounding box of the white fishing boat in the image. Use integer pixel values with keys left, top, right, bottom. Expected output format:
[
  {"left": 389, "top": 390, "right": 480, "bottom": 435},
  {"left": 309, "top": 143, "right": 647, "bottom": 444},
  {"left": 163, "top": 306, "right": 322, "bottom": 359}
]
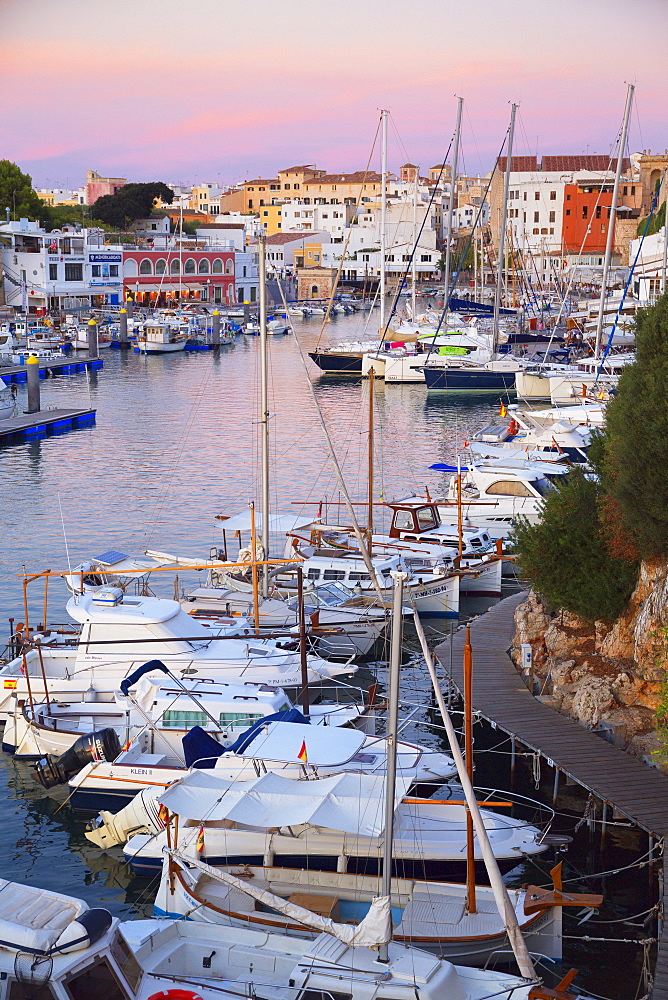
[
  {"left": 0, "top": 591, "right": 354, "bottom": 723},
  {"left": 157, "top": 853, "right": 600, "bottom": 966},
  {"left": 135, "top": 321, "right": 188, "bottom": 353}
]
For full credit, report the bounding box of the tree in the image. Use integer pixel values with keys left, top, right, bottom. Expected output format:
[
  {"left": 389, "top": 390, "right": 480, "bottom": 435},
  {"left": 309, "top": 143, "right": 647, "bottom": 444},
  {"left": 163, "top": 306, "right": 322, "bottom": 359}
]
[
  {"left": 92, "top": 182, "right": 174, "bottom": 228},
  {"left": 601, "top": 294, "right": 668, "bottom": 558},
  {"left": 0, "top": 160, "right": 47, "bottom": 222},
  {"left": 636, "top": 200, "right": 665, "bottom": 238},
  {"left": 513, "top": 467, "right": 637, "bottom": 622}
]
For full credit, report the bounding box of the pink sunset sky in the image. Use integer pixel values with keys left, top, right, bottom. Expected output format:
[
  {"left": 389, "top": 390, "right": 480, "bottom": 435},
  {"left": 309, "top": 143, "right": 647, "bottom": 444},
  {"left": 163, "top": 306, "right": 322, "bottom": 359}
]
[{"left": 2, "top": 0, "right": 666, "bottom": 190}]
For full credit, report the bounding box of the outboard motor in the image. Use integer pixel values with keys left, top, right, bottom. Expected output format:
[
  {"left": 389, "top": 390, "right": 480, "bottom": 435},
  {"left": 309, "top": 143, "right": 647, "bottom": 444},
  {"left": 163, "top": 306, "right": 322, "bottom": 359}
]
[{"left": 32, "top": 728, "right": 121, "bottom": 789}]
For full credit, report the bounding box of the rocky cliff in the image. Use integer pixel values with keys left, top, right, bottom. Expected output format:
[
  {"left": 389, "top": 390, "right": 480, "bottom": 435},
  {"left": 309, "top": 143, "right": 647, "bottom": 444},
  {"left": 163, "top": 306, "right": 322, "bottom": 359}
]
[{"left": 510, "top": 559, "right": 668, "bottom": 762}]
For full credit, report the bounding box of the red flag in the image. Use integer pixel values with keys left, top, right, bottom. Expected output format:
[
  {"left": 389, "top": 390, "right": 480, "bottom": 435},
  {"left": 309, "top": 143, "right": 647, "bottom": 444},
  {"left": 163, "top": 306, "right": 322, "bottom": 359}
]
[
  {"left": 196, "top": 825, "right": 205, "bottom": 853},
  {"left": 297, "top": 740, "right": 308, "bottom": 763}
]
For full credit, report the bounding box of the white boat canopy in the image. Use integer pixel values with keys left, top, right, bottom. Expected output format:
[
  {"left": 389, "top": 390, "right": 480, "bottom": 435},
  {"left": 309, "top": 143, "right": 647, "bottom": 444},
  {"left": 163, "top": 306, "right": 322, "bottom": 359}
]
[
  {"left": 215, "top": 511, "right": 318, "bottom": 533},
  {"left": 238, "top": 721, "right": 367, "bottom": 766},
  {"left": 158, "top": 770, "right": 411, "bottom": 837}
]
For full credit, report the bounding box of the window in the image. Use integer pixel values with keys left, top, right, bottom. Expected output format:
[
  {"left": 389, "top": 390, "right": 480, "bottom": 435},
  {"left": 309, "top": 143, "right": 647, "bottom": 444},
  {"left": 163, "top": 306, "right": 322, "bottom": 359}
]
[
  {"left": 533, "top": 212, "right": 539, "bottom": 223},
  {"left": 184, "top": 258, "right": 196, "bottom": 274},
  {"left": 486, "top": 480, "right": 534, "bottom": 497},
  {"left": 49, "top": 263, "right": 57, "bottom": 280},
  {"left": 110, "top": 933, "right": 142, "bottom": 992},
  {"left": 212, "top": 258, "right": 223, "bottom": 273},
  {"left": 139, "top": 259, "right": 152, "bottom": 275},
  {"left": 162, "top": 709, "right": 208, "bottom": 729},
  {"left": 348, "top": 572, "right": 371, "bottom": 582},
  {"left": 417, "top": 506, "right": 437, "bottom": 529},
  {"left": 64, "top": 263, "right": 83, "bottom": 281},
  {"left": 393, "top": 510, "right": 413, "bottom": 530},
  {"left": 219, "top": 711, "right": 263, "bottom": 726},
  {"left": 534, "top": 191, "right": 540, "bottom": 200},
  {"left": 92, "top": 265, "right": 101, "bottom": 277},
  {"left": 550, "top": 191, "right": 556, "bottom": 200},
  {"left": 566, "top": 193, "right": 571, "bottom": 201},
  {"left": 631, "top": 185, "right": 636, "bottom": 195},
  {"left": 323, "top": 569, "right": 346, "bottom": 581},
  {"left": 565, "top": 209, "right": 571, "bottom": 216},
  {"left": 420, "top": 254, "right": 430, "bottom": 262},
  {"left": 64, "top": 957, "right": 127, "bottom": 1000},
  {"left": 155, "top": 259, "right": 166, "bottom": 275},
  {"left": 198, "top": 258, "right": 210, "bottom": 273},
  {"left": 307, "top": 568, "right": 320, "bottom": 580},
  {"left": 623, "top": 186, "right": 628, "bottom": 196},
  {"left": 124, "top": 259, "right": 138, "bottom": 277},
  {"left": 250, "top": 287, "right": 256, "bottom": 302},
  {"left": 200, "top": 287, "right": 208, "bottom": 301},
  {"left": 170, "top": 258, "right": 180, "bottom": 274},
  {"left": 285, "top": 183, "right": 291, "bottom": 189},
  {"left": 8, "top": 982, "right": 56, "bottom": 1000},
  {"left": 549, "top": 211, "right": 555, "bottom": 223},
  {"left": 263, "top": 211, "right": 268, "bottom": 217},
  {"left": 595, "top": 206, "right": 602, "bottom": 220},
  {"left": 523, "top": 192, "right": 527, "bottom": 201},
  {"left": 533, "top": 228, "right": 539, "bottom": 235},
  {"left": 581, "top": 206, "right": 588, "bottom": 219},
  {"left": 109, "top": 264, "right": 118, "bottom": 277}
]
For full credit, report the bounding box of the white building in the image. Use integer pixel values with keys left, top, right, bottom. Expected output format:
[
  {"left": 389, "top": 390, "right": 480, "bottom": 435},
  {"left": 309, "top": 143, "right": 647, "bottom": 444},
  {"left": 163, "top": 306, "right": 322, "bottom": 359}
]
[
  {"left": 134, "top": 216, "right": 171, "bottom": 236},
  {"left": 0, "top": 219, "right": 123, "bottom": 312},
  {"left": 261, "top": 231, "right": 332, "bottom": 276},
  {"left": 281, "top": 202, "right": 355, "bottom": 240},
  {"left": 235, "top": 251, "right": 259, "bottom": 304},
  {"left": 629, "top": 227, "right": 668, "bottom": 302}
]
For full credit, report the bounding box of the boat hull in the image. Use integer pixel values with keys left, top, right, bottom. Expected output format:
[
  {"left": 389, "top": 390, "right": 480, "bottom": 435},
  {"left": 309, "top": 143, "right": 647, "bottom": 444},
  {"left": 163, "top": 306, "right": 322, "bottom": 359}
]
[
  {"left": 308, "top": 351, "right": 364, "bottom": 374},
  {"left": 423, "top": 367, "right": 517, "bottom": 392}
]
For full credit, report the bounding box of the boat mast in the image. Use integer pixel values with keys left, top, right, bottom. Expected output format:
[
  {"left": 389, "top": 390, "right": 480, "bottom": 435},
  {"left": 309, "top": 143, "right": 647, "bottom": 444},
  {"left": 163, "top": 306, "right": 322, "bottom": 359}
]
[
  {"left": 380, "top": 109, "right": 388, "bottom": 333},
  {"left": 378, "top": 569, "right": 406, "bottom": 964},
  {"left": 492, "top": 103, "right": 518, "bottom": 355},
  {"left": 258, "top": 229, "right": 270, "bottom": 597},
  {"left": 179, "top": 199, "right": 183, "bottom": 305},
  {"left": 594, "top": 83, "right": 634, "bottom": 359},
  {"left": 367, "top": 367, "right": 374, "bottom": 552},
  {"left": 444, "top": 97, "right": 464, "bottom": 309},
  {"left": 411, "top": 166, "right": 418, "bottom": 321},
  {"left": 464, "top": 626, "right": 476, "bottom": 913}
]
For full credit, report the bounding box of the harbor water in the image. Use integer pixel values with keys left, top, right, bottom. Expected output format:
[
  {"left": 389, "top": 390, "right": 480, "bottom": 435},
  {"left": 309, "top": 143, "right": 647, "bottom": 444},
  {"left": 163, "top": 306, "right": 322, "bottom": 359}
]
[{"left": 0, "top": 314, "right": 651, "bottom": 998}]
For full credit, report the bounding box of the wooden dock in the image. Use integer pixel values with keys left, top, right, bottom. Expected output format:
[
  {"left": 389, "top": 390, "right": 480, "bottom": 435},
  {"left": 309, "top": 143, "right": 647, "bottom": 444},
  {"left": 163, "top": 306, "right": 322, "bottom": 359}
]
[
  {"left": 0, "top": 407, "right": 96, "bottom": 442},
  {"left": 434, "top": 592, "right": 668, "bottom": 998},
  {"left": 0, "top": 356, "right": 103, "bottom": 384}
]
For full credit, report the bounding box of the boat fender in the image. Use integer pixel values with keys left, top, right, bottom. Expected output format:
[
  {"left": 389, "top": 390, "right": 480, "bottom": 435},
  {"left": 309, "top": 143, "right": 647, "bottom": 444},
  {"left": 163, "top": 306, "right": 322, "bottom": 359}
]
[
  {"left": 147, "top": 991, "right": 204, "bottom": 1000},
  {"left": 52, "top": 908, "right": 113, "bottom": 954},
  {"left": 508, "top": 418, "right": 519, "bottom": 436}
]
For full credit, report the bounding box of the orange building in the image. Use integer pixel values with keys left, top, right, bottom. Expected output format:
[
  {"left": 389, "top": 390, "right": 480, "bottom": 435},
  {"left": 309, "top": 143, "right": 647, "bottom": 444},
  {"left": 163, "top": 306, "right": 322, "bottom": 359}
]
[{"left": 561, "top": 183, "right": 613, "bottom": 253}]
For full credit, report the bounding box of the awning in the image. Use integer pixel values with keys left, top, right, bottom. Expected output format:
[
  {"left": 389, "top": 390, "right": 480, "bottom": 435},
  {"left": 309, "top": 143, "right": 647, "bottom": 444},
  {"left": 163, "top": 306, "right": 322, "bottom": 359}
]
[
  {"left": 215, "top": 510, "right": 318, "bottom": 533},
  {"left": 158, "top": 770, "right": 410, "bottom": 837},
  {"left": 239, "top": 721, "right": 366, "bottom": 765}
]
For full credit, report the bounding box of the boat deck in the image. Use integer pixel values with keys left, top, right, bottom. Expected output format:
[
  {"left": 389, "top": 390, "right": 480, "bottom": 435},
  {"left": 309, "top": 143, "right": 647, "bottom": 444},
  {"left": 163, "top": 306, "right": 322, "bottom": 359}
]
[{"left": 433, "top": 592, "right": 668, "bottom": 998}]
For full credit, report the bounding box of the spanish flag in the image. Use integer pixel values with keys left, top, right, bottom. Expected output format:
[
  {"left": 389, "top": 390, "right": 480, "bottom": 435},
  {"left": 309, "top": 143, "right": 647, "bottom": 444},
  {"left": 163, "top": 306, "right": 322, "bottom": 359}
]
[
  {"left": 3, "top": 679, "right": 17, "bottom": 689},
  {"left": 499, "top": 403, "right": 508, "bottom": 418},
  {"left": 297, "top": 740, "right": 308, "bottom": 764},
  {"left": 158, "top": 803, "right": 170, "bottom": 827},
  {"left": 196, "top": 825, "right": 205, "bottom": 853}
]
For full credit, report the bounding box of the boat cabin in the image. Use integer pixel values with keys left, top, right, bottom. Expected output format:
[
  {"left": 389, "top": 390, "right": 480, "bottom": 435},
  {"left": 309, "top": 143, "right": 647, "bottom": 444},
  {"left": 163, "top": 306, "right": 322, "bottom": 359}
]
[
  {"left": 301, "top": 552, "right": 403, "bottom": 589},
  {"left": 386, "top": 499, "right": 494, "bottom": 554}
]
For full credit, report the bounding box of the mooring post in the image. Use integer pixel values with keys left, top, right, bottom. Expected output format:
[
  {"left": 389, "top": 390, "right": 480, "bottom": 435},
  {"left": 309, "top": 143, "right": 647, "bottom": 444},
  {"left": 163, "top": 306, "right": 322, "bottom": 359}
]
[
  {"left": 212, "top": 309, "right": 221, "bottom": 348},
  {"left": 243, "top": 300, "right": 250, "bottom": 327},
  {"left": 25, "top": 355, "right": 40, "bottom": 413},
  {"left": 87, "top": 318, "right": 98, "bottom": 358},
  {"left": 119, "top": 308, "right": 128, "bottom": 347}
]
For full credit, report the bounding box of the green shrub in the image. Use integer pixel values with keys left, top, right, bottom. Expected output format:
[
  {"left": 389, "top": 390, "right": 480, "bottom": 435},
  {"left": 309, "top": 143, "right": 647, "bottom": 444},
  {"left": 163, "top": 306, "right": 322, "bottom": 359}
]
[{"left": 513, "top": 467, "right": 637, "bottom": 622}]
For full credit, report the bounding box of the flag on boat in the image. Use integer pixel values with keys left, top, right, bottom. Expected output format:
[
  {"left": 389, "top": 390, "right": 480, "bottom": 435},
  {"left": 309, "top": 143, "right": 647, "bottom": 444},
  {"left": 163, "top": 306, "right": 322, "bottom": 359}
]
[
  {"left": 298, "top": 740, "right": 308, "bottom": 763},
  {"left": 3, "top": 680, "right": 17, "bottom": 689},
  {"left": 196, "top": 825, "right": 205, "bottom": 853},
  {"left": 158, "top": 804, "right": 170, "bottom": 827},
  {"left": 499, "top": 403, "right": 508, "bottom": 417}
]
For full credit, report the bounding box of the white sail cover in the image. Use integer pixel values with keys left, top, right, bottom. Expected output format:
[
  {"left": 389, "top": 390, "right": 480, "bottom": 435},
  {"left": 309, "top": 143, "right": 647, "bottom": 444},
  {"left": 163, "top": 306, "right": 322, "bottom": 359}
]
[
  {"left": 171, "top": 851, "right": 391, "bottom": 948},
  {"left": 159, "top": 770, "right": 410, "bottom": 838},
  {"left": 216, "top": 511, "right": 317, "bottom": 533}
]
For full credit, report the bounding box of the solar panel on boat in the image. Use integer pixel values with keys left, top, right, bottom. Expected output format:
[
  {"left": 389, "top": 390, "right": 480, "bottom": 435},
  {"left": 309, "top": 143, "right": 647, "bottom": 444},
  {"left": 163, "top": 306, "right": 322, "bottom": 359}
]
[{"left": 94, "top": 550, "right": 129, "bottom": 566}]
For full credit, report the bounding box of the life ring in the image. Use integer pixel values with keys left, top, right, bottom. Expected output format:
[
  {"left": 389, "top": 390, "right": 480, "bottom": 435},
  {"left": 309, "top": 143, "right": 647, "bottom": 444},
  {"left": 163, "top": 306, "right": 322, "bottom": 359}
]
[{"left": 147, "top": 990, "right": 204, "bottom": 1000}]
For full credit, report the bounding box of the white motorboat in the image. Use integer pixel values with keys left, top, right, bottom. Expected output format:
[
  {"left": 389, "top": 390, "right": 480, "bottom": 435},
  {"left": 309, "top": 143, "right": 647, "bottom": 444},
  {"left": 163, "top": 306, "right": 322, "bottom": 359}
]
[
  {"left": 135, "top": 321, "right": 188, "bottom": 353},
  {"left": 91, "top": 769, "right": 551, "bottom": 878},
  {"left": 72, "top": 715, "right": 454, "bottom": 818},
  {"left": 0, "top": 876, "right": 539, "bottom": 1000},
  {"left": 0, "top": 591, "right": 354, "bottom": 723},
  {"left": 245, "top": 317, "right": 291, "bottom": 335},
  {"left": 470, "top": 409, "right": 591, "bottom": 463}
]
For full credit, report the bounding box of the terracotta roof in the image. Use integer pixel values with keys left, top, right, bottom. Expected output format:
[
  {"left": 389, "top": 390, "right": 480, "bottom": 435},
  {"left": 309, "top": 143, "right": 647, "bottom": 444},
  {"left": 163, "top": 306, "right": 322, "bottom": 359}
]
[
  {"left": 279, "top": 165, "right": 320, "bottom": 174},
  {"left": 303, "top": 171, "right": 382, "bottom": 184},
  {"left": 497, "top": 156, "right": 539, "bottom": 173},
  {"left": 244, "top": 178, "right": 279, "bottom": 186},
  {"left": 264, "top": 231, "right": 327, "bottom": 244},
  {"left": 541, "top": 154, "right": 630, "bottom": 172}
]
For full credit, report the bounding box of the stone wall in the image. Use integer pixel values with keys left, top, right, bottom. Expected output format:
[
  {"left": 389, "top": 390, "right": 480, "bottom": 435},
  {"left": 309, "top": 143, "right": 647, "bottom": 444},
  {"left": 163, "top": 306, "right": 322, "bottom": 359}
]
[{"left": 511, "top": 559, "right": 668, "bottom": 762}]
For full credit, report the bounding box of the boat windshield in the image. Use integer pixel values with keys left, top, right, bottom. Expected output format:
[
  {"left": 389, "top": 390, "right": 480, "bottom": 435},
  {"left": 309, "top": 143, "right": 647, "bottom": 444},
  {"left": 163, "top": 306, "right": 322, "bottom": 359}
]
[
  {"left": 534, "top": 477, "right": 556, "bottom": 497},
  {"left": 313, "top": 583, "right": 354, "bottom": 606}
]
